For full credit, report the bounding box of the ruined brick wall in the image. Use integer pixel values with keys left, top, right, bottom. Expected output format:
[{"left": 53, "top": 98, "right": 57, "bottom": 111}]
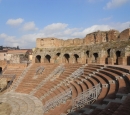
[
  {"left": 36, "top": 29, "right": 125, "bottom": 48},
  {"left": 119, "top": 28, "right": 130, "bottom": 41},
  {"left": 107, "top": 30, "right": 119, "bottom": 41}
]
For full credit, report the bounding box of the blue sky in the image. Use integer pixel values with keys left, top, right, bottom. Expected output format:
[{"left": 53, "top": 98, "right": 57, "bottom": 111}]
[{"left": 0, "top": 0, "right": 130, "bottom": 48}]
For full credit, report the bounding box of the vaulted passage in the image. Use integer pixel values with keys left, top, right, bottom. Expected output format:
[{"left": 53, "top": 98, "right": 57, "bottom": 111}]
[
  {"left": 93, "top": 53, "right": 98, "bottom": 63},
  {"left": 45, "top": 55, "right": 51, "bottom": 63},
  {"left": 115, "top": 51, "right": 121, "bottom": 65},
  {"left": 35, "top": 55, "right": 41, "bottom": 63},
  {"left": 74, "top": 54, "right": 79, "bottom": 63},
  {"left": 127, "top": 56, "right": 130, "bottom": 65},
  {"left": 105, "top": 49, "right": 111, "bottom": 64},
  {"left": 64, "top": 54, "right": 70, "bottom": 63},
  {"left": 0, "top": 67, "right": 2, "bottom": 74}
]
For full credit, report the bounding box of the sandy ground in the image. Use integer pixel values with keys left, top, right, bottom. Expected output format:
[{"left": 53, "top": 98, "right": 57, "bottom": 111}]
[{"left": 0, "top": 102, "right": 12, "bottom": 115}]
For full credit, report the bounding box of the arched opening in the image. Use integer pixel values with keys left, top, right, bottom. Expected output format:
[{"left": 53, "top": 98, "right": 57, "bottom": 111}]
[
  {"left": 93, "top": 53, "right": 98, "bottom": 63},
  {"left": 56, "top": 53, "right": 60, "bottom": 57},
  {"left": 127, "top": 56, "right": 130, "bottom": 65},
  {"left": 115, "top": 51, "right": 121, "bottom": 65},
  {"left": 35, "top": 55, "right": 41, "bottom": 63},
  {"left": 105, "top": 49, "right": 111, "bottom": 64},
  {"left": 45, "top": 55, "right": 51, "bottom": 63},
  {"left": 64, "top": 54, "right": 70, "bottom": 63},
  {"left": 86, "top": 50, "right": 90, "bottom": 63},
  {"left": 54, "top": 53, "right": 61, "bottom": 63},
  {"left": 0, "top": 67, "right": 2, "bottom": 74},
  {"left": 74, "top": 54, "right": 79, "bottom": 63}
]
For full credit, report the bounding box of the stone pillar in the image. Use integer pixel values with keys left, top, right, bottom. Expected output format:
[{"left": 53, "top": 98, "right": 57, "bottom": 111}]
[
  {"left": 97, "top": 57, "right": 105, "bottom": 64},
  {"left": 41, "top": 57, "right": 44, "bottom": 63},
  {"left": 108, "top": 58, "right": 114, "bottom": 65},
  {"left": 69, "top": 56, "right": 74, "bottom": 64},
  {"left": 118, "top": 57, "right": 127, "bottom": 65},
  {"left": 32, "top": 57, "right": 35, "bottom": 63},
  {"left": 86, "top": 58, "right": 92, "bottom": 64},
  {"left": 50, "top": 58, "right": 54, "bottom": 63}
]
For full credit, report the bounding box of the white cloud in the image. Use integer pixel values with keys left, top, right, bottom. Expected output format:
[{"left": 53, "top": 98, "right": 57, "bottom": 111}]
[
  {"left": 111, "top": 21, "right": 130, "bottom": 31},
  {"left": 22, "top": 21, "right": 38, "bottom": 31},
  {"left": 104, "top": 0, "right": 129, "bottom": 9},
  {"left": 42, "top": 23, "right": 68, "bottom": 34},
  {"left": 1, "top": 21, "right": 130, "bottom": 48},
  {"left": 72, "top": 25, "right": 112, "bottom": 37},
  {"left": 99, "top": 16, "right": 112, "bottom": 21},
  {"left": 0, "top": 33, "right": 20, "bottom": 47},
  {"left": 6, "top": 18, "right": 24, "bottom": 26}
]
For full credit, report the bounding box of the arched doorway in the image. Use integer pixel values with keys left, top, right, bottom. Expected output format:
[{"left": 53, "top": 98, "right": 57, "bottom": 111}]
[
  {"left": 93, "top": 53, "right": 98, "bottom": 63},
  {"left": 127, "top": 56, "right": 130, "bottom": 65},
  {"left": 64, "top": 54, "right": 70, "bottom": 63},
  {"left": 86, "top": 50, "right": 89, "bottom": 63},
  {"left": 35, "top": 55, "right": 41, "bottom": 63},
  {"left": 74, "top": 54, "right": 79, "bottom": 63},
  {"left": 45, "top": 55, "right": 51, "bottom": 63},
  {"left": 115, "top": 51, "right": 121, "bottom": 65},
  {"left": 54, "top": 53, "right": 61, "bottom": 63},
  {"left": 105, "top": 49, "right": 111, "bottom": 64},
  {"left": 0, "top": 67, "right": 2, "bottom": 74}
]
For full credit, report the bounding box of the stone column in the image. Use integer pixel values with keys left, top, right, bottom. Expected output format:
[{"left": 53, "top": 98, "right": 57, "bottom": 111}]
[
  {"left": 32, "top": 57, "right": 35, "bottom": 63},
  {"left": 118, "top": 57, "right": 127, "bottom": 65},
  {"left": 86, "top": 58, "right": 92, "bottom": 64},
  {"left": 41, "top": 55, "right": 44, "bottom": 63},
  {"left": 97, "top": 57, "right": 106, "bottom": 64},
  {"left": 108, "top": 58, "right": 114, "bottom": 65}
]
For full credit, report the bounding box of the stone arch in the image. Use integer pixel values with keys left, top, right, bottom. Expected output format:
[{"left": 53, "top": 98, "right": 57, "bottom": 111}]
[
  {"left": 64, "top": 53, "right": 70, "bottom": 63},
  {"left": 74, "top": 54, "right": 79, "bottom": 63},
  {"left": 35, "top": 55, "right": 41, "bottom": 63},
  {"left": 93, "top": 53, "right": 98, "bottom": 63},
  {"left": 54, "top": 53, "right": 61, "bottom": 63},
  {"left": 0, "top": 67, "right": 2, "bottom": 74},
  {"left": 45, "top": 55, "right": 51, "bottom": 63},
  {"left": 115, "top": 51, "right": 121, "bottom": 65},
  {"left": 105, "top": 49, "right": 111, "bottom": 64},
  {"left": 127, "top": 56, "right": 130, "bottom": 65},
  {"left": 56, "top": 53, "right": 60, "bottom": 57}
]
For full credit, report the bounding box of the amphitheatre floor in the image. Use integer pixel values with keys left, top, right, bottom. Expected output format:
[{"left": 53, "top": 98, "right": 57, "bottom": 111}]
[{"left": 0, "top": 92, "right": 43, "bottom": 115}]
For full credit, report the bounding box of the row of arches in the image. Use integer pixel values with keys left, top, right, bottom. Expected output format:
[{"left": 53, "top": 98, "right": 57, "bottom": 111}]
[
  {"left": 35, "top": 50, "right": 130, "bottom": 65},
  {"left": 35, "top": 53, "right": 80, "bottom": 63}
]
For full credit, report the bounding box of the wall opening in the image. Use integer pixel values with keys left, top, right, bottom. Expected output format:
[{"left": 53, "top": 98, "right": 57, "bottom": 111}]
[
  {"left": 105, "top": 49, "right": 111, "bottom": 64},
  {"left": 54, "top": 53, "right": 61, "bottom": 63},
  {"left": 93, "top": 53, "right": 98, "bottom": 63},
  {"left": 35, "top": 55, "right": 41, "bottom": 63},
  {"left": 45, "top": 55, "right": 51, "bottom": 63},
  {"left": 127, "top": 56, "right": 130, "bottom": 65},
  {"left": 106, "top": 33, "right": 108, "bottom": 42},
  {"left": 0, "top": 67, "right": 2, "bottom": 74},
  {"left": 115, "top": 51, "right": 121, "bottom": 65},
  {"left": 56, "top": 53, "right": 60, "bottom": 57},
  {"left": 74, "top": 54, "right": 79, "bottom": 63},
  {"left": 64, "top": 54, "right": 70, "bottom": 63}
]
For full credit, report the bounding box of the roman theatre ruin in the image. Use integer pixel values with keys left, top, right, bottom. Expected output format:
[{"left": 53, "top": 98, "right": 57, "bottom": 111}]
[{"left": 0, "top": 28, "right": 130, "bottom": 115}]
